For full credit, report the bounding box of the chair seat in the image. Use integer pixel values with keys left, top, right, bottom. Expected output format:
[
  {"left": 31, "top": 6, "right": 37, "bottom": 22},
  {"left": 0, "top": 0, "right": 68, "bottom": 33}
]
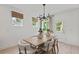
[
  {"left": 18, "top": 45, "right": 38, "bottom": 54},
  {"left": 18, "top": 39, "right": 38, "bottom": 54},
  {"left": 19, "top": 48, "right": 37, "bottom": 54},
  {"left": 39, "top": 40, "right": 54, "bottom": 53},
  {"left": 27, "top": 48, "right": 37, "bottom": 54},
  {"left": 41, "top": 46, "right": 53, "bottom": 52}
]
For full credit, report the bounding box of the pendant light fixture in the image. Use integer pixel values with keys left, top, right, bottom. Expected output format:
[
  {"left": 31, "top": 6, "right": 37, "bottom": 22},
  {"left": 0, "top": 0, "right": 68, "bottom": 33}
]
[
  {"left": 32, "top": 4, "right": 50, "bottom": 33},
  {"left": 38, "top": 4, "right": 47, "bottom": 33},
  {"left": 43, "top": 4, "right": 46, "bottom": 19}
]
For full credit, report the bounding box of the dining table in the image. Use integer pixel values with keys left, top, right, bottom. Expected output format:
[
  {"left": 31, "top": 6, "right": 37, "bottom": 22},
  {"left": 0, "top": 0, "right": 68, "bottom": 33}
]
[{"left": 23, "top": 34, "right": 53, "bottom": 47}]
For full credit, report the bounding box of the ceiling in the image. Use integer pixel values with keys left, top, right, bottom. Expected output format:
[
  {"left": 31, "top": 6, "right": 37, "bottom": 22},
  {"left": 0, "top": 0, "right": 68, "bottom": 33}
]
[{"left": 8, "top": 4, "right": 79, "bottom": 14}]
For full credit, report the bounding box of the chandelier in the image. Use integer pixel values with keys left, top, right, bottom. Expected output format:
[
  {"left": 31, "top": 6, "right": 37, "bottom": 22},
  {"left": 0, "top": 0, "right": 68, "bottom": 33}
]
[
  {"left": 37, "top": 4, "right": 49, "bottom": 33},
  {"left": 32, "top": 4, "right": 49, "bottom": 33}
]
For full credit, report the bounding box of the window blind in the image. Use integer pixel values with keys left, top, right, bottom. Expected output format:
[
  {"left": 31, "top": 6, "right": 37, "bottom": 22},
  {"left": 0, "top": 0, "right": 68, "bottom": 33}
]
[{"left": 11, "top": 11, "right": 23, "bottom": 19}]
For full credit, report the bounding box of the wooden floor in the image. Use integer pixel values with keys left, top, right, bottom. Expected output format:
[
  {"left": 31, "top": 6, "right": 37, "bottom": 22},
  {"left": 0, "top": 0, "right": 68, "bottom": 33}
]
[{"left": 0, "top": 42, "right": 79, "bottom": 54}]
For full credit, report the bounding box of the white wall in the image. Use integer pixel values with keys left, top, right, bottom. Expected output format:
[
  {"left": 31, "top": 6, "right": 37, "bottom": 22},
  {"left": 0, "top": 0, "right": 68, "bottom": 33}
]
[
  {"left": 0, "top": 4, "right": 46, "bottom": 49},
  {"left": 52, "top": 8, "right": 79, "bottom": 46},
  {"left": 0, "top": 4, "right": 79, "bottom": 49},
  {"left": 0, "top": 5, "right": 35, "bottom": 49}
]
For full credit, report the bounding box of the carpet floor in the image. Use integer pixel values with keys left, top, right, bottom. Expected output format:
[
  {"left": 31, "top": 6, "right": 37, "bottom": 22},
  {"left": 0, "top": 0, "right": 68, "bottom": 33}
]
[{"left": 0, "top": 42, "right": 79, "bottom": 54}]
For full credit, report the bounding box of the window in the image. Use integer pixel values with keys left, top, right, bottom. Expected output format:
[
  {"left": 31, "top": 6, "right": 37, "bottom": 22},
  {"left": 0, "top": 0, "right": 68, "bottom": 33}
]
[
  {"left": 56, "top": 20, "right": 63, "bottom": 32},
  {"left": 11, "top": 11, "right": 24, "bottom": 26},
  {"left": 42, "top": 19, "right": 49, "bottom": 32},
  {"left": 32, "top": 17, "right": 49, "bottom": 32}
]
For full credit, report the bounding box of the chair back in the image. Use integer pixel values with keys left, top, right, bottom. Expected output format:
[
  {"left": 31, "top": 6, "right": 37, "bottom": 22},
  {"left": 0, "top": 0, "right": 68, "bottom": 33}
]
[
  {"left": 52, "top": 38, "right": 59, "bottom": 54},
  {"left": 18, "top": 39, "right": 30, "bottom": 54}
]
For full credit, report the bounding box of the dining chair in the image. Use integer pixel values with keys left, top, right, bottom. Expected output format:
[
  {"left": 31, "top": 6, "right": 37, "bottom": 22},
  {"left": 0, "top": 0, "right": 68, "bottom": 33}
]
[
  {"left": 39, "top": 40, "right": 53, "bottom": 54},
  {"left": 39, "top": 32, "right": 54, "bottom": 54},
  {"left": 18, "top": 39, "right": 37, "bottom": 54},
  {"left": 39, "top": 38, "right": 59, "bottom": 54},
  {"left": 48, "top": 31, "right": 59, "bottom": 54},
  {"left": 52, "top": 38, "right": 59, "bottom": 54}
]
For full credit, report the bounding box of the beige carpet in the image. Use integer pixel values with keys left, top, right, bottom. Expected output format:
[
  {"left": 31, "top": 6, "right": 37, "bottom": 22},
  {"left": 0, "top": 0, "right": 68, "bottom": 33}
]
[{"left": 0, "top": 42, "right": 79, "bottom": 54}]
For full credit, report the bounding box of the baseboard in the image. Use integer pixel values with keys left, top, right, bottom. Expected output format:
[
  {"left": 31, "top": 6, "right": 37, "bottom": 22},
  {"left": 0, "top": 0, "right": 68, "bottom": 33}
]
[
  {"left": 0, "top": 44, "right": 18, "bottom": 51},
  {"left": 0, "top": 41, "right": 79, "bottom": 51},
  {"left": 58, "top": 41, "right": 79, "bottom": 47}
]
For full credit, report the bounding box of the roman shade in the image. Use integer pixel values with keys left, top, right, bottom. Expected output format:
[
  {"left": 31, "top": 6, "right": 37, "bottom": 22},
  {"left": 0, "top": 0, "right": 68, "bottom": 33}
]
[{"left": 11, "top": 11, "right": 23, "bottom": 19}]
